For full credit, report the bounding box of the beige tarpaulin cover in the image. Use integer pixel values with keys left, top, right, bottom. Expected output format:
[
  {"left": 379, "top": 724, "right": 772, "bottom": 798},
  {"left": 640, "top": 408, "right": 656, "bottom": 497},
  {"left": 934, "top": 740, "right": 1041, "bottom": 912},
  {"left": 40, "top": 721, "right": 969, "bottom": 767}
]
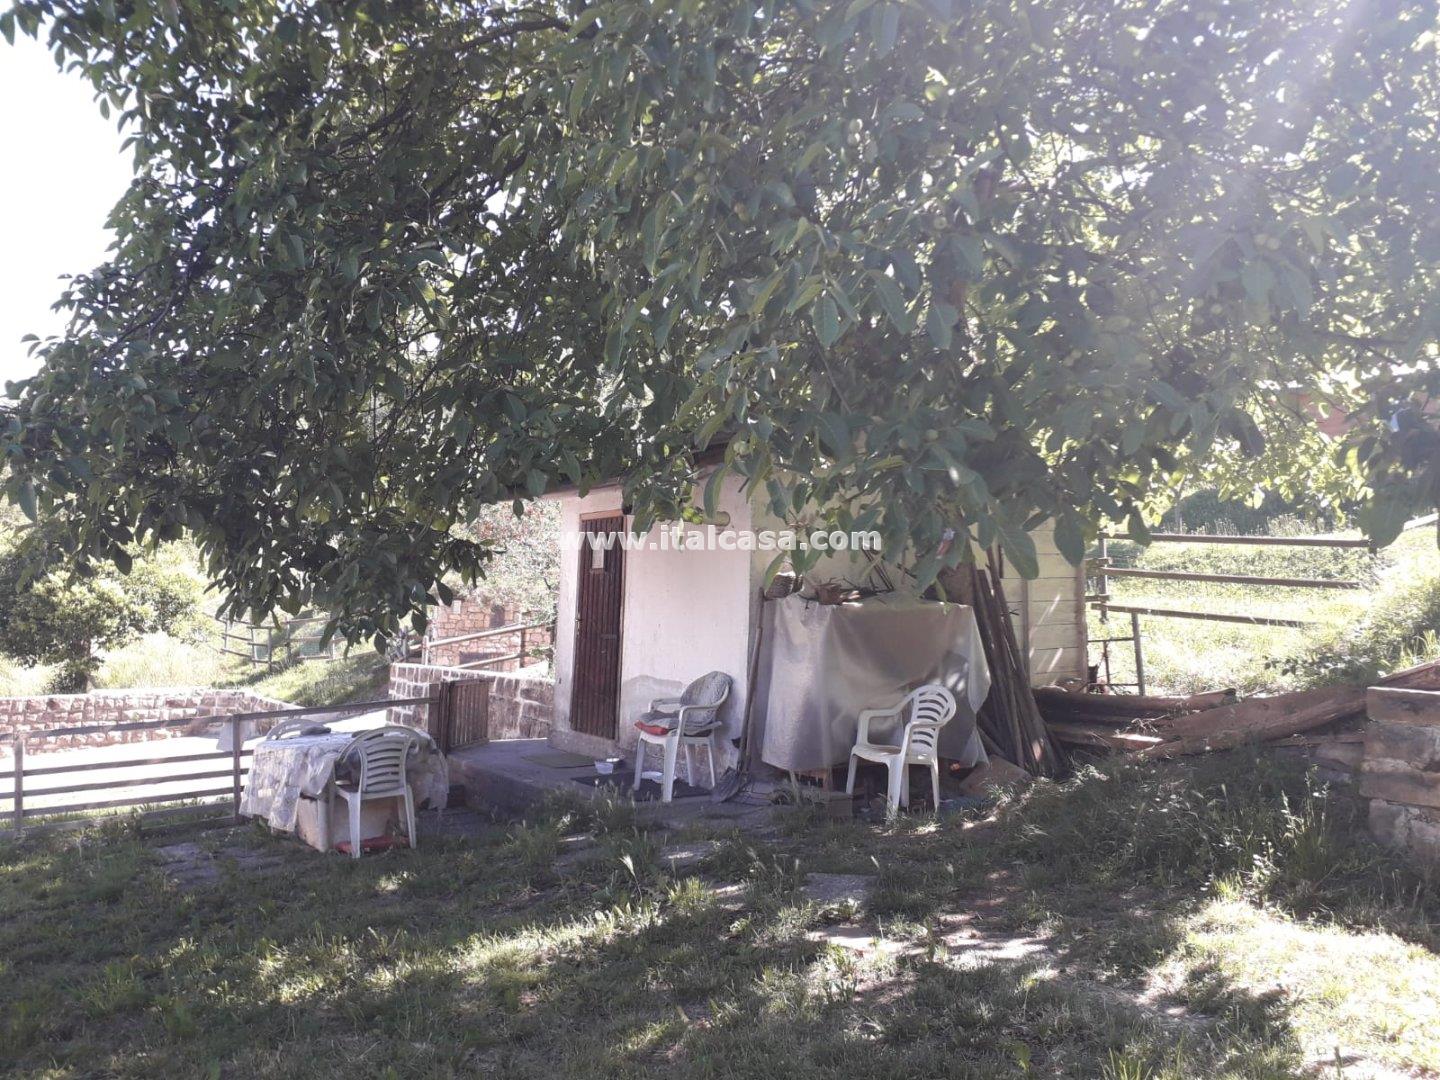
[{"left": 753, "top": 593, "right": 991, "bottom": 773}]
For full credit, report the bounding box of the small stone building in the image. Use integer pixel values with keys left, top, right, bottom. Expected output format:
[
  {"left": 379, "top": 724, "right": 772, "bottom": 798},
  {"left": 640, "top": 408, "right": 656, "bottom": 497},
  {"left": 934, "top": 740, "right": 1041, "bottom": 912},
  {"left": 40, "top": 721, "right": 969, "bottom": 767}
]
[{"left": 541, "top": 469, "right": 1086, "bottom": 765}]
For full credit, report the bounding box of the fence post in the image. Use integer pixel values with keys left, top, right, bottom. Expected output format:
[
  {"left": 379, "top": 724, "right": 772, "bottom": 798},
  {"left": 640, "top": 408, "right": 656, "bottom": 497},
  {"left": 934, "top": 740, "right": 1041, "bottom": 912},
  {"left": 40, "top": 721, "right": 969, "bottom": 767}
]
[
  {"left": 1096, "top": 535, "right": 1109, "bottom": 623},
  {"left": 432, "top": 681, "right": 453, "bottom": 754},
  {"left": 1130, "top": 611, "right": 1146, "bottom": 696},
  {"left": 13, "top": 736, "right": 23, "bottom": 831},
  {"left": 518, "top": 627, "right": 527, "bottom": 670},
  {"left": 231, "top": 717, "right": 243, "bottom": 822}
]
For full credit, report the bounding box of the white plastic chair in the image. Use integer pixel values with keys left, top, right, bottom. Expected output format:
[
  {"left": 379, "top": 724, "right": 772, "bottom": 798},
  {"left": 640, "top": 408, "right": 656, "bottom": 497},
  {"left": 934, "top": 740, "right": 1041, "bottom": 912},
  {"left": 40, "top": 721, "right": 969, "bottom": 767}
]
[
  {"left": 632, "top": 671, "right": 732, "bottom": 803},
  {"left": 845, "top": 685, "right": 958, "bottom": 814},
  {"left": 330, "top": 730, "right": 417, "bottom": 857}
]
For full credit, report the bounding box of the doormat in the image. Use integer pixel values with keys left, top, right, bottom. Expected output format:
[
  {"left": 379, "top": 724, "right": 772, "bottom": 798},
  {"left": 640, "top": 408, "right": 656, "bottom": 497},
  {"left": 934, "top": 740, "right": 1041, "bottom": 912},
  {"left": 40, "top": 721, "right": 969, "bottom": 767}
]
[
  {"left": 572, "top": 774, "right": 708, "bottom": 801},
  {"left": 522, "top": 750, "right": 598, "bottom": 769}
]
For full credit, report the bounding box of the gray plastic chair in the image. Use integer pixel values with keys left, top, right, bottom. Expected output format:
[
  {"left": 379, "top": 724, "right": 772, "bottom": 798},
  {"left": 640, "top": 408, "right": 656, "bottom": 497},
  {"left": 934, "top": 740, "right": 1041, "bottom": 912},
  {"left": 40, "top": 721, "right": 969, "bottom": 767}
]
[{"left": 633, "top": 671, "right": 732, "bottom": 802}]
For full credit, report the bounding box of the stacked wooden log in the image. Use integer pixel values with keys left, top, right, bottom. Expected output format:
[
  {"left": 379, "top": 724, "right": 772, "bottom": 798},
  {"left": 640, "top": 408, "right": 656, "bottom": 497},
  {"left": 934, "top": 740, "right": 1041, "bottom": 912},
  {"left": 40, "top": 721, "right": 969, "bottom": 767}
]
[
  {"left": 940, "top": 554, "right": 1065, "bottom": 777},
  {"left": 1036, "top": 658, "right": 1440, "bottom": 770}
]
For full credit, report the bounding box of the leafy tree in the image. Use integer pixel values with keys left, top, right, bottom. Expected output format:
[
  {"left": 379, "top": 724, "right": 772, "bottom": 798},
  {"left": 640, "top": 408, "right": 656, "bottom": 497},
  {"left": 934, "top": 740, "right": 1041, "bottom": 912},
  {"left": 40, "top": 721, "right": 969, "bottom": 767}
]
[
  {"left": 0, "top": 527, "right": 207, "bottom": 691},
  {"left": 1, "top": 0, "right": 1437, "bottom": 646},
  {"left": 455, "top": 502, "right": 562, "bottom": 624}
]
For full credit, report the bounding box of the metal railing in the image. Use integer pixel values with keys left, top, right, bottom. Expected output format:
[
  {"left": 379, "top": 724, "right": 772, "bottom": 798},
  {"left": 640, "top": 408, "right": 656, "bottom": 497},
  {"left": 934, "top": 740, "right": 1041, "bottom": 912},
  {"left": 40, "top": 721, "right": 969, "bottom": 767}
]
[
  {"left": 1085, "top": 522, "right": 1426, "bottom": 693},
  {"left": 215, "top": 613, "right": 341, "bottom": 669},
  {"left": 1, "top": 695, "right": 439, "bottom": 835},
  {"left": 420, "top": 619, "right": 551, "bottom": 671}
]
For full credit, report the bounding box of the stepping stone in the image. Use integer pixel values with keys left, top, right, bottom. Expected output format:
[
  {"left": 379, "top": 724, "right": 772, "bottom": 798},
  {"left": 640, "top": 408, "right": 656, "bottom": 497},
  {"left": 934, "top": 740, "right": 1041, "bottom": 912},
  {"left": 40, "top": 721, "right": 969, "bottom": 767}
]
[
  {"left": 704, "top": 882, "right": 748, "bottom": 910},
  {"left": 802, "top": 872, "right": 875, "bottom": 907},
  {"left": 154, "top": 842, "right": 223, "bottom": 887},
  {"left": 660, "top": 839, "right": 720, "bottom": 870},
  {"left": 806, "top": 925, "right": 903, "bottom": 955}
]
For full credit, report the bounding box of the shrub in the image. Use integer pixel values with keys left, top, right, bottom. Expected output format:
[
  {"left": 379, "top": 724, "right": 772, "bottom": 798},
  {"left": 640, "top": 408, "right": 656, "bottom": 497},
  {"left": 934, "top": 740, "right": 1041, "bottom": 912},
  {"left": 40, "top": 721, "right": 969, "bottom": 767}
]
[{"left": 1279, "top": 567, "right": 1440, "bottom": 687}]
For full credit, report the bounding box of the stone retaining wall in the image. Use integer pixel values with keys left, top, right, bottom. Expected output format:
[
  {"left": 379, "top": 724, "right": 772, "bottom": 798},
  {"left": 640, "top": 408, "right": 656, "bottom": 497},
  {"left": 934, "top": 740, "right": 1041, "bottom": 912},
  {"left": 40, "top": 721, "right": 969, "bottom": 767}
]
[
  {"left": 0, "top": 688, "right": 296, "bottom": 754},
  {"left": 1363, "top": 686, "right": 1440, "bottom": 864},
  {"left": 388, "top": 663, "right": 554, "bottom": 742}
]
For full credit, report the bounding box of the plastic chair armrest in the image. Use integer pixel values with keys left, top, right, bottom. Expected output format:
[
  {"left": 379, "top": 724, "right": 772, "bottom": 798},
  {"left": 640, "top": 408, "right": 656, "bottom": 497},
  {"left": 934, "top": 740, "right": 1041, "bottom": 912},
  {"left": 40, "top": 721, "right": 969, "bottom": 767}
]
[{"left": 855, "top": 705, "right": 903, "bottom": 748}]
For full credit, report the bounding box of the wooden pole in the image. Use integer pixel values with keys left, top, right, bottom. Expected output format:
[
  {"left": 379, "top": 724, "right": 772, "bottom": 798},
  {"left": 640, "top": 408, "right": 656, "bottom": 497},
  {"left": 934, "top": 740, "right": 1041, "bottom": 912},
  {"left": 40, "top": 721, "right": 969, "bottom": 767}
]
[
  {"left": 1096, "top": 536, "right": 1109, "bottom": 623},
  {"left": 13, "top": 737, "right": 23, "bottom": 830},
  {"left": 231, "top": 717, "right": 243, "bottom": 822}
]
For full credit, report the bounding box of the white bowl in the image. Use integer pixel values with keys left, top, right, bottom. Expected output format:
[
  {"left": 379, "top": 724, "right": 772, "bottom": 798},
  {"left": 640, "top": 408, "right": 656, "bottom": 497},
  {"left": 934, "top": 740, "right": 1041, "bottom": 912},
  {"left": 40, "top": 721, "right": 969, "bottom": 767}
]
[{"left": 594, "top": 760, "right": 616, "bottom": 775}]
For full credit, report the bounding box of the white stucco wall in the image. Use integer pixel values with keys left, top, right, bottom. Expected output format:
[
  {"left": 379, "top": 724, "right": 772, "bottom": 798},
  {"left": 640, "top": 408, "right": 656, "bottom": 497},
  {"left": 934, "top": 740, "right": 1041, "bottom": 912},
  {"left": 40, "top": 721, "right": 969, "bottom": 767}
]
[{"left": 548, "top": 475, "right": 757, "bottom": 760}]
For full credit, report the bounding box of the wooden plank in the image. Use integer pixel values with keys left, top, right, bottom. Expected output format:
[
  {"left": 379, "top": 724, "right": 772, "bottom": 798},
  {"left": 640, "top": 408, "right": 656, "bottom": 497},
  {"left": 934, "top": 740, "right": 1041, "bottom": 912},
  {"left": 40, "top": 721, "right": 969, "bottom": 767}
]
[
  {"left": 1367, "top": 687, "right": 1440, "bottom": 726},
  {"left": 19, "top": 769, "right": 242, "bottom": 799},
  {"left": 1045, "top": 721, "right": 1166, "bottom": 752},
  {"left": 1103, "top": 567, "right": 1363, "bottom": 590},
  {"left": 1027, "top": 623, "right": 1087, "bottom": 650},
  {"left": 1100, "top": 532, "right": 1371, "bottom": 548},
  {"left": 1035, "top": 686, "right": 1236, "bottom": 718},
  {"left": 1103, "top": 603, "right": 1311, "bottom": 629},
  {"left": 1375, "top": 658, "right": 1440, "bottom": 692},
  {"left": 1270, "top": 732, "right": 1366, "bottom": 748},
  {"left": 0, "top": 749, "right": 251, "bottom": 781},
  {"left": 1141, "top": 686, "right": 1367, "bottom": 758}
]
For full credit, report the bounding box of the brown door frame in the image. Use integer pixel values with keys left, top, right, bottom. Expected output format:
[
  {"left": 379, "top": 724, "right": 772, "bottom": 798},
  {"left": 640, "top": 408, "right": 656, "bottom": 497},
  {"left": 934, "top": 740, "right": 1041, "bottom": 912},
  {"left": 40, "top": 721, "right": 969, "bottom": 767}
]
[{"left": 569, "top": 511, "right": 626, "bottom": 740}]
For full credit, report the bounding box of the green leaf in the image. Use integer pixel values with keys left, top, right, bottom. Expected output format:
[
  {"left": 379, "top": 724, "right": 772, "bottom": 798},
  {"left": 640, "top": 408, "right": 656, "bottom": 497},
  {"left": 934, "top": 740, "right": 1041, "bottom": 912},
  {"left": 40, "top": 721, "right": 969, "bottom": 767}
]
[
  {"left": 16, "top": 481, "right": 36, "bottom": 522},
  {"left": 1052, "top": 514, "right": 1086, "bottom": 566},
  {"left": 925, "top": 301, "right": 957, "bottom": 349},
  {"left": 812, "top": 295, "right": 841, "bottom": 347},
  {"left": 996, "top": 518, "right": 1039, "bottom": 579},
  {"left": 568, "top": 69, "right": 591, "bottom": 123},
  {"left": 870, "top": 272, "right": 913, "bottom": 334},
  {"left": 702, "top": 464, "right": 729, "bottom": 520},
  {"left": 1358, "top": 493, "right": 1408, "bottom": 548},
  {"left": 761, "top": 550, "right": 790, "bottom": 588},
  {"left": 1126, "top": 509, "right": 1152, "bottom": 545}
]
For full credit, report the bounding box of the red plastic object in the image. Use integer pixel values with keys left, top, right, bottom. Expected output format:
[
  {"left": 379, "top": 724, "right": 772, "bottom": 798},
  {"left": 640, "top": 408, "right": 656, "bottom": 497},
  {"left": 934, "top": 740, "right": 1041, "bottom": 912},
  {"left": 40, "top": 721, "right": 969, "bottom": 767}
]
[{"left": 634, "top": 721, "right": 672, "bottom": 736}]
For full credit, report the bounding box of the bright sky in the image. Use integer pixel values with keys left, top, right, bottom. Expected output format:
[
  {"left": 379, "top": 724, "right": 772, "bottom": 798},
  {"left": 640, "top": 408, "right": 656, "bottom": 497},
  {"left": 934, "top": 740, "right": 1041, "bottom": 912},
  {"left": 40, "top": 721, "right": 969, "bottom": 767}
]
[{"left": 0, "top": 35, "right": 132, "bottom": 391}]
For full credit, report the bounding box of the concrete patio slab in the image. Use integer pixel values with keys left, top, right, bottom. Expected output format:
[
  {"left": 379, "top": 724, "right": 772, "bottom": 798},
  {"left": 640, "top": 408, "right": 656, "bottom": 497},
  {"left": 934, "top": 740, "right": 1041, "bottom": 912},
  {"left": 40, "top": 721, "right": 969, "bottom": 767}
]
[{"left": 450, "top": 738, "right": 782, "bottom": 829}]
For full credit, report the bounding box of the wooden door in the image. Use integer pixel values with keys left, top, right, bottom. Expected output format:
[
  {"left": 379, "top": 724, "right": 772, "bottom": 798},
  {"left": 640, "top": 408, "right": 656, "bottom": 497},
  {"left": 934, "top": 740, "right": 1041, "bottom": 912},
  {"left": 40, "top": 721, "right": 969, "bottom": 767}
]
[{"left": 570, "top": 513, "right": 626, "bottom": 739}]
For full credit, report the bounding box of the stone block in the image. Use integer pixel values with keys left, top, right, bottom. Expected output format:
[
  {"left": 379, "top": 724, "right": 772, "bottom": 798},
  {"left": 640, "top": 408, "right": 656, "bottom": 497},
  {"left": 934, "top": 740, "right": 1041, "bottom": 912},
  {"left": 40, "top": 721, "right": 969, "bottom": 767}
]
[{"left": 1370, "top": 798, "right": 1440, "bottom": 863}]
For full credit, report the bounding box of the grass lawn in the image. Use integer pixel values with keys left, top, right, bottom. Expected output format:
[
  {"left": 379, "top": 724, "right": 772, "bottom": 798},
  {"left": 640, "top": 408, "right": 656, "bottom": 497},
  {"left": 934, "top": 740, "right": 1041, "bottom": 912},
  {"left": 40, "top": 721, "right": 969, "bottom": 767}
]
[{"left": 1, "top": 753, "right": 1436, "bottom": 1078}]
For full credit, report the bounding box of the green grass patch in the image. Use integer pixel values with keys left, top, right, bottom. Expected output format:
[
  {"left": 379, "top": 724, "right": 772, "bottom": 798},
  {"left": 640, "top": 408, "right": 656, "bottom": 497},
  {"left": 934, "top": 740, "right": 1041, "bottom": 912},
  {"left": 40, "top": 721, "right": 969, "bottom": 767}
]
[
  {"left": 216, "top": 651, "right": 390, "bottom": 706},
  {"left": 1, "top": 753, "right": 1435, "bottom": 1077}
]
